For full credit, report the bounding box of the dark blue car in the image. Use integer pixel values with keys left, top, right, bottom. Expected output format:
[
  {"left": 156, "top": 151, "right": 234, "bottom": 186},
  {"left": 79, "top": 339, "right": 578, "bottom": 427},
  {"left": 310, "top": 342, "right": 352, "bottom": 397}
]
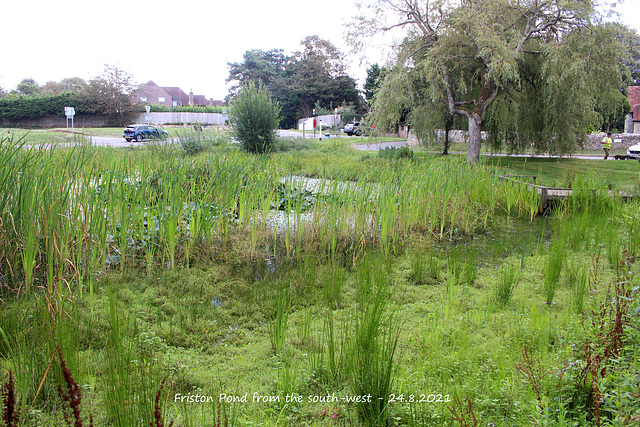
[{"left": 123, "top": 124, "right": 168, "bottom": 142}]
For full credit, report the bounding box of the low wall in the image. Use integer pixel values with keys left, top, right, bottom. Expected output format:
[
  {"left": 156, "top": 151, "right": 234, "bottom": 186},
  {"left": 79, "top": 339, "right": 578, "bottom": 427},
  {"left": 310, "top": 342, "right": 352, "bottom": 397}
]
[
  {"left": 1, "top": 114, "right": 110, "bottom": 128},
  {"left": 407, "top": 130, "right": 488, "bottom": 146},
  {"left": 407, "top": 130, "right": 640, "bottom": 151},
  {"left": 585, "top": 133, "right": 640, "bottom": 150}
]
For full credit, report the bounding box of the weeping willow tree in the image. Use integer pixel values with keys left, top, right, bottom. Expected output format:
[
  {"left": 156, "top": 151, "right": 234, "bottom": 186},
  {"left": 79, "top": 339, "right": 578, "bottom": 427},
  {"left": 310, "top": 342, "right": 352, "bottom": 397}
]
[
  {"left": 368, "top": 39, "right": 465, "bottom": 155},
  {"left": 485, "top": 24, "right": 630, "bottom": 155},
  {"left": 349, "top": 0, "right": 629, "bottom": 162}
]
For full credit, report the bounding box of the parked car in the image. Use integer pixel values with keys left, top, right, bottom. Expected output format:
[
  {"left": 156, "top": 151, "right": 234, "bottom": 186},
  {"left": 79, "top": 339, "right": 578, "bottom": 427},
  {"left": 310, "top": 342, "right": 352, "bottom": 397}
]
[
  {"left": 343, "top": 122, "right": 362, "bottom": 136},
  {"left": 123, "top": 124, "right": 168, "bottom": 142},
  {"left": 627, "top": 143, "right": 640, "bottom": 159}
]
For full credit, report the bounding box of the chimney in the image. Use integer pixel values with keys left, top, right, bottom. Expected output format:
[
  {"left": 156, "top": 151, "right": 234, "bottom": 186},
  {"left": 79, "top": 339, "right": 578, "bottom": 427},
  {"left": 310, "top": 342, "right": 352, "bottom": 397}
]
[{"left": 189, "top": 88, "right": 194, "bottom": 106}]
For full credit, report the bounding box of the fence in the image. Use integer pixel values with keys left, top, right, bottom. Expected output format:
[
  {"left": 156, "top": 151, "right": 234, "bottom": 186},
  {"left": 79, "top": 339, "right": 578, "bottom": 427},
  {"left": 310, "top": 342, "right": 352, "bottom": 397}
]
[{"left": 137, "top": 112, "right": 228, "bottom": 125}]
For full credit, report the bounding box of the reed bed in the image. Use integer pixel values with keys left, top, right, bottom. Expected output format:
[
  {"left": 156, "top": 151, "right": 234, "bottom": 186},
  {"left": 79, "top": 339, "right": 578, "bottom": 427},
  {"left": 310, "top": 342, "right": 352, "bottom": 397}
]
[
  {"left": 1, "top": 134, "right": 639, "bottom": 426},
  {"left": 0, "top": 134, "right": 548, "bottom": 295}
]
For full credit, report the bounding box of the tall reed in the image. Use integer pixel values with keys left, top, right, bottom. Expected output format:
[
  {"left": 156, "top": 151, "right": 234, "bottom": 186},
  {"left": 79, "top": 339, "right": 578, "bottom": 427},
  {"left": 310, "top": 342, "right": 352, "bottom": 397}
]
[
  {"left": 493, "top": 262, "right": 520, "bottom": 307},
  {"left": 104, "top": 285, "right": 162, "bottom": 426},
  {"left": 346, "top": 256, "right": 400, "bottom": 425},
  {"left": 567, "top": 261, "right": 589, "bottom": 315},
  {"left": 544, "top": 239, "right": 565, "bottom": 305},
  {"left": 269, "top": 283, "right": 290, "bottom": 354}
]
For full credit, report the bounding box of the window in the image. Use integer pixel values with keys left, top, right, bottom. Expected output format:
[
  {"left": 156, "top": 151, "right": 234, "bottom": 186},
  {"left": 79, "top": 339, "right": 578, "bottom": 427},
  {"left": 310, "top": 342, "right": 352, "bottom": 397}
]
[
  {"left": 158, "top": 97, "right": 166, "bottom": 103},
  {"left": 172, "top": 101, "right": 178, "bottom": 107},
  {"left": 140, "top": 97, "right": 147, "bottom": 102}
]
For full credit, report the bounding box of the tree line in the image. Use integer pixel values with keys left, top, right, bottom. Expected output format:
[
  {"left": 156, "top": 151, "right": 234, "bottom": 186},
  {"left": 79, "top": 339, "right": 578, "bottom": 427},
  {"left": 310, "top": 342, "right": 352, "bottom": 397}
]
[{"left": 0, "top": 65, "right": 138, "bottom": 126}]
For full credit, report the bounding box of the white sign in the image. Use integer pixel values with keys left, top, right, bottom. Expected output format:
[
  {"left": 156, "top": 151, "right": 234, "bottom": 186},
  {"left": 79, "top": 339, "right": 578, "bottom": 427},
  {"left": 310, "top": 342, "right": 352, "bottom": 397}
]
[{"left": 64, "top": 107, "right": 75, "bottom": 117}]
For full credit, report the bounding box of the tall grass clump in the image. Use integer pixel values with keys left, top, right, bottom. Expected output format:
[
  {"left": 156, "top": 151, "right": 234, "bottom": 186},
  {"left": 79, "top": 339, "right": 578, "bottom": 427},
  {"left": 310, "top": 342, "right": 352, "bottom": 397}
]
[
  {"left": 544, "top": 238, "right": 565, "bottom": 305},
  {"left": 176, "top": 127, "right": 228, "bottom": 155},
  {"left": 269, "top": 283, "right": 291, "bottom": 355},
  {"left": 409, "top": 250, "right": 428, "bottom": 285},
  {"left": 103, "top": 286, "right": 163, "bottom": 426},
  {"left": 493, "top": 261, "right": 520, "bottom": 307},
  {"left": 321, "top": 263, "right": 346, "bottom": 309},
  {"left": 229, "top": 81, "right": 281, "bottom": 154},
  {"left": 566, "top": 260, "right": 589, "bottom": 315},
  {"left": 346, "top": 257, "right": 400, "bottom": 425}
]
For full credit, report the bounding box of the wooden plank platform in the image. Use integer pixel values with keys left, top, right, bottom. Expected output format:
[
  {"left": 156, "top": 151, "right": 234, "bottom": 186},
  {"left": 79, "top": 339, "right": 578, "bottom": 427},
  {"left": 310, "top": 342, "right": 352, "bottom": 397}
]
[{"left": 499, "top": 175, "right": 635, "bottom": 211}]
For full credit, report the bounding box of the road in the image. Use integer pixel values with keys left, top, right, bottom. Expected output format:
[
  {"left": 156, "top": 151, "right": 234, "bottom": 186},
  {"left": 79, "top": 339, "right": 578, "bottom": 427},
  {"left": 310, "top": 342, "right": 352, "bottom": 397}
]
[
  {"left": 82, "top": 132, "right": 409, "bottom": 151},
  {"left": 87, "top": 136, "right": 143, "bottom": 147},
  {"left": 74, "top": 135, "right": 635, "bottom": 160}
]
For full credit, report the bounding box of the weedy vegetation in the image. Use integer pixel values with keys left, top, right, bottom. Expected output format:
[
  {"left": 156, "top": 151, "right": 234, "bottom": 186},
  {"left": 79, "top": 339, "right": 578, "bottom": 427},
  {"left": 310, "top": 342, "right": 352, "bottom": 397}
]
[{"left": 0, "top": 130, "right": 639, "bottom": 426}]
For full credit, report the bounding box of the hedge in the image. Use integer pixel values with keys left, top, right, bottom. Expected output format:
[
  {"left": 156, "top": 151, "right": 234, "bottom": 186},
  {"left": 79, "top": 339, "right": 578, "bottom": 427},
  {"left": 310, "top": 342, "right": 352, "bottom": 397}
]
[{"left": 0, "top": 93, "right": 85, "bottom": 120}]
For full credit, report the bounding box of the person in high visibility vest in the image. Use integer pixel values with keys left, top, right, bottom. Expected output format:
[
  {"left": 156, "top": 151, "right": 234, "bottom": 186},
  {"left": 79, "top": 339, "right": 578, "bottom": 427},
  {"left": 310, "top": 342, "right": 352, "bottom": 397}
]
[{"left": 602, "top": 132, "right": 613, "bottom": 160}]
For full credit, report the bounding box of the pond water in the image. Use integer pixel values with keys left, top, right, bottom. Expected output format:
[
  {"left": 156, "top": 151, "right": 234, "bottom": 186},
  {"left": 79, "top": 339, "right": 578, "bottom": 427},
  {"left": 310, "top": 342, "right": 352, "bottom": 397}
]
[{"left": 439, "top": 217, "right": 553, "bottom": 267}]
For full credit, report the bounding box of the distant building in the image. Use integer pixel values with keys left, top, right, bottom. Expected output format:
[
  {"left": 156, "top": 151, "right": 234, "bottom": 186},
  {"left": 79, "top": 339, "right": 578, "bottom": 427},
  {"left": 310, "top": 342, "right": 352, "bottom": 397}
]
[
  {"left": 627, "top": 86, "right": 640, "bottom": 134},
  {"left": 134, "top": 81, "right": 224, "bottom": 107}
]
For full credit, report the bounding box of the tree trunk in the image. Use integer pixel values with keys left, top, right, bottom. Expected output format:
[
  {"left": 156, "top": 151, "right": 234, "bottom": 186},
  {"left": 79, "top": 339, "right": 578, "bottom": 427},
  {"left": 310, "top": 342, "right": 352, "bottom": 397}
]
[
  {"left": 443, "top": 129, "right": 450, "bottom": 155},
  {"left": 467, "top": 113, "right": 482, "bottom": 164},
  {"left": 443, "top": 115, "right": 453, "bottom": 155}
]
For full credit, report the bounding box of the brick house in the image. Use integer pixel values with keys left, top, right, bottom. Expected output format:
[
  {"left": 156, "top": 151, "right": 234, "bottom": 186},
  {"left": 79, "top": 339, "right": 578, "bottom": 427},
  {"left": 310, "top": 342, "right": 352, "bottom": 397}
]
[
  {"left": 135, "top": 81, "right": 223, "bottom": 107},
  {"left": 627, "top": 86, "right": 640, "bottom": 134}
]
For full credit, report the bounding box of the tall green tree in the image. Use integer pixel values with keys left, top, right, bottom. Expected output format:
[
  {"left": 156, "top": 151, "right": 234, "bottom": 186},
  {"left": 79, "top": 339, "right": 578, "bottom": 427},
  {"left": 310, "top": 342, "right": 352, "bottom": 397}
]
[
  {"left": 227, "top": 36, "right": 362, "bottom": 128},
  {"left": 363, "top": 64, "right": 386, "bottom": 106},
  {"left": 78, "top": 65, "right": 138, "bottom": 126},
  {"left": 285, "top": 36, "right": 362, "bottom": 121},
  {"left": 226, "top": 49, "right": 288, "bottom": 97},
  {"left": 611, "top": 22, "right": 640, "bottom": 87},
  {"left": 368, "top": 46, "right": 462, "bottom": 154},
  {"left": 42, "top": 77, "right": 87, "bottom": 95},
  {"left": 14, "top": 78, "right": 41, "bottom": 96},
  {"left": 350, "top": 0, "right": 623, "bottom": 162}
]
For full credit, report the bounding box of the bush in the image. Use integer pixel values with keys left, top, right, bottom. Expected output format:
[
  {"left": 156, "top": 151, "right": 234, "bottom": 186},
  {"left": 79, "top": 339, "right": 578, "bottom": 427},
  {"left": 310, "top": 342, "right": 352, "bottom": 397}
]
[
  {"left": 378, "top": 145, "right": 414, "bottom": 160},
  {"left": 229, "top": 81, "right": 281, "bottom": 154}
]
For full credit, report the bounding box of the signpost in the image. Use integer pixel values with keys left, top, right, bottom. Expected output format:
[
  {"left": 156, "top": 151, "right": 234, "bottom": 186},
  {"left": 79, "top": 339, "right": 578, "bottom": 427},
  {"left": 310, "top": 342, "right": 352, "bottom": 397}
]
[
  {"left": 64, "top": 107, "right": 75, "bottom": 132},
  {"left": 145, "top": 105, "right": 151, "bottom": 124}
]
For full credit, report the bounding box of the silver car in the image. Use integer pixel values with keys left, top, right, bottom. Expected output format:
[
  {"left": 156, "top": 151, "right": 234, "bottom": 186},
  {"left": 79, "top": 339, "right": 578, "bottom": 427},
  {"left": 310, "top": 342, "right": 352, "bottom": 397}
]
[
  {"left": 343, "top": 122, "right": 362, "bottom": 136},
  {"left": 627, "top": 143, "right": 640, "bottom": 159}
]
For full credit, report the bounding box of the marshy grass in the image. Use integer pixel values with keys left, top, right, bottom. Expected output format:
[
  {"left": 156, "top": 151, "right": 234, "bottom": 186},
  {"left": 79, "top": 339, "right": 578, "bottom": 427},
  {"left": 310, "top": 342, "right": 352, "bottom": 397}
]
[{"left": 1, "top": 132, "right": 639, "bottom": 425}]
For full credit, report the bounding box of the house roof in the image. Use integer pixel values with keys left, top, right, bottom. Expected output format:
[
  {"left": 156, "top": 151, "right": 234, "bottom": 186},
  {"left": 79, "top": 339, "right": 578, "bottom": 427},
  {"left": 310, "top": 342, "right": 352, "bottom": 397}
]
[
  {"left": 192, "top": 95, "right": 208, "bottom": 106},
  {"left": 630, "top": 86, "right": 640, "bottom": 121},
  {"left": 136, "top": 81, "right": 224, "bottom": 107},
  {"left": 162, "top": 87, "right": 190, "bottom": 105}
]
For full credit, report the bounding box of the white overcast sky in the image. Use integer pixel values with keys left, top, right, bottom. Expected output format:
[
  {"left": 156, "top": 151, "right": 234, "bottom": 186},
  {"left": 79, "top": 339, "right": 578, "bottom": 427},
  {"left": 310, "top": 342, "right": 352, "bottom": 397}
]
[{"left": 1, "top": 0, "right": 639, "bottom": 100}]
